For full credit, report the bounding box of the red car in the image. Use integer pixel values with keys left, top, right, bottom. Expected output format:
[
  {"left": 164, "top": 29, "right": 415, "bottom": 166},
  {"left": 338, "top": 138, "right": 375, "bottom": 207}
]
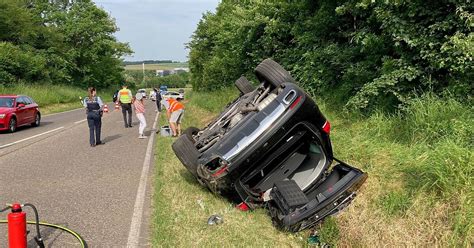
[{"left": 0, "top": 95, "right": 41, "bottom": 132}]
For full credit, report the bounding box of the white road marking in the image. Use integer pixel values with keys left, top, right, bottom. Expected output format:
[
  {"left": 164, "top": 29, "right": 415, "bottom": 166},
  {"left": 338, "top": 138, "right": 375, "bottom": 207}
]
[
  {"left": 0, "top": 127, "right": 65, "bottom": 149},
  {"left": 43, "top": 107, "right": 83, "bottom": 117},
  {"left": 74, "top": 119, "right": 87, "bottom": 124},
  {"left": 127, "top": 112, "right": 159, "bottom": 248}
]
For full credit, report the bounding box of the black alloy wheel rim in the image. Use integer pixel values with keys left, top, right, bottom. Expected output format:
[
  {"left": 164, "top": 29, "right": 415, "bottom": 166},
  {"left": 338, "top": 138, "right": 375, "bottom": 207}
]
[{"left": 9, "top": 118, "right": 16, "bottom": 132}]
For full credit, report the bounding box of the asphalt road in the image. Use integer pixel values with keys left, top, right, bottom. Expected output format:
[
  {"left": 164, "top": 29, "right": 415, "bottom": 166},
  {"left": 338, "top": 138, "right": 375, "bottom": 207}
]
[{"left": 0, "top": 101, "right": 159, "bottom": 247}]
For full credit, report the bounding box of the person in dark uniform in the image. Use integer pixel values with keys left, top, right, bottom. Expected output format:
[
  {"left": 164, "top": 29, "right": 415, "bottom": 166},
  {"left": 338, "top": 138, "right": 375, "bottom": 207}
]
[
  {"left": 153, "top": 88, "right": 162, "bottom": 112},
  {"left": 83, "top": 87, "right": 105, "bottom": 147}
]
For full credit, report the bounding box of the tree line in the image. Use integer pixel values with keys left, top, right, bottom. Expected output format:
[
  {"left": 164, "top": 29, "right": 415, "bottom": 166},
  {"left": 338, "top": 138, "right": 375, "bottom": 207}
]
[
  {"left": 188, "top": 0, "right": 473, "bottom": 111},
  {"left": 0, "top": 0, "right": 131, "bottom": 89},
  {"left": 123, "top": 60, "right": 175, "bottom": 65}
]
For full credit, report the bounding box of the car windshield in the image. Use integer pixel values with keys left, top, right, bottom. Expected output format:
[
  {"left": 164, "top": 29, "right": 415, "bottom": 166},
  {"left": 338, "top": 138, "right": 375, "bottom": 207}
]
[{"left": 0, "top": 97, "right": 15, "bottom": 108}]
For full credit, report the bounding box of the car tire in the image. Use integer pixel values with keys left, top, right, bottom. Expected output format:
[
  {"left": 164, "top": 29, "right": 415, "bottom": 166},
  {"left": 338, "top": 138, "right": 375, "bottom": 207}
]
[
  {"left": 172, "top": 135, "right": 200, "bottom": 178},
  {"left": 235, "top": 76, "right": 254, "bottom": 95},
  {"left": 8, "top": 117, "right": 16, "bottom": 133},
  {"left": 31, "top": 112, "right": 41, "bottom": 127},
  {"left": 255, "top": 58, "right": 295, "bottom": 88},
  {"left": 184, "top": 126, "right": 200, "bottom": 141}
]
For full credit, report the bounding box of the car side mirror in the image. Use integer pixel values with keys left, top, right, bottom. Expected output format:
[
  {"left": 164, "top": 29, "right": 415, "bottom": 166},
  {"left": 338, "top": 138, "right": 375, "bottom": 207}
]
[{"left": 17, "top": 103, "right": 25, "bottom": 108}]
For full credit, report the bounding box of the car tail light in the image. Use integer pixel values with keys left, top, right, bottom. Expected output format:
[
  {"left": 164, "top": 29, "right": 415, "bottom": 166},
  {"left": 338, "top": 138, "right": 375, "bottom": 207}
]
[
  {"left": 213, "top": 165, "right": 228, "bottom": 177},
  {"left": 322, "top": 120, "right": 331, "bottom": 134},
  {"left": 236, "top": 202, "right": 250, "bottom": 211}
]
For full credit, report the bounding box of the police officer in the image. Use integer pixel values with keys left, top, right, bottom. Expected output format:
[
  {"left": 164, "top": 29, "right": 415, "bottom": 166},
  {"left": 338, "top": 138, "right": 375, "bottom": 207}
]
[
  {"left": 117, "top": 84, "right": 133, "bottom": 128},
  {"left": 83, "top": 87, "right": 105, "bottom": 147}
]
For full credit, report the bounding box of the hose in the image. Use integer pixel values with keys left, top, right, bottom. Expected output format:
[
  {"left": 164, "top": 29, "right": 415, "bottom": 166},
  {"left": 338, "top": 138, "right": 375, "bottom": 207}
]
[
  {"left": 0, "top": 220, "right": 88, "bottom": 248},
  {"left": 23, "top": 203, "right": 43, "bottom": 247}
]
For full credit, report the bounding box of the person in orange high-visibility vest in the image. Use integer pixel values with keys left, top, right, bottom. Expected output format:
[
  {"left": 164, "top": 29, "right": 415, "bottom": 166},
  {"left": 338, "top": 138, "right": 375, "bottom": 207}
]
[{"left": 166, "top": 97, "right": 184, "bottom": 137}]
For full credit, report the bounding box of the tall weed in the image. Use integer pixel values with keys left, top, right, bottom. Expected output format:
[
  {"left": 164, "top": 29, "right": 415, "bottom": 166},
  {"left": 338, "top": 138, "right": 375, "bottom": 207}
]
[
  {"left": 395, "top": 94, "right": 473, "bottom": 146},
  {"left": 187, "top": 87, "right": 239, "bottom": 113},
  {"left": 324, "top": 91, "right": 473, "bottom": 245}
]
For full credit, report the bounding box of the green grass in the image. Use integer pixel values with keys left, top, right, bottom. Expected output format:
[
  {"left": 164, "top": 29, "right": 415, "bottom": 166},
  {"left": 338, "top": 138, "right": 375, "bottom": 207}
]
[
  {"left": 0, "top": 84, "right": 116, "bottom": 114},
  {"left": 186, "top": 87, "right": 240, "bottom": 113},
  {"left": 320, "top": 93, "right": 473, "bottom": 247},
  {"left": 152, "top": 88, "right": 473, "bottom": 247},
  {"left": 377, "top": 191, "right": 412, "bottom": 216}
]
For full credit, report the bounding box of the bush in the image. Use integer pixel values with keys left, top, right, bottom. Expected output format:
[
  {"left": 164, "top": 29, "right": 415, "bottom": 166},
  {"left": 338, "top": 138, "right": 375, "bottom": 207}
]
[
  {"left": 188, "top": 1, "right": 473, "bottom": 111},
  {"left": 0, "top": 42, "right": 46, "bottom": 85}
]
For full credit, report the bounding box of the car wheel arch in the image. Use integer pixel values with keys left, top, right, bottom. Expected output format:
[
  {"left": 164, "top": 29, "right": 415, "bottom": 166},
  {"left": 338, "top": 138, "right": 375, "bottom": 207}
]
[{"left": 32, "top": 111, "right": 41, "bottom": 127}]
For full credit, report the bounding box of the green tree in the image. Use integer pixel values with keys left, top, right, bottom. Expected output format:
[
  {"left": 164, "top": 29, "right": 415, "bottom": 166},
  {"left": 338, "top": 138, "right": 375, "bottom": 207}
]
[
  {"left": 188, "top": 0, "right": 473, "bottom": 111},
  {"left": 0, "top": 0, "right": 132, "bottom": 88}
]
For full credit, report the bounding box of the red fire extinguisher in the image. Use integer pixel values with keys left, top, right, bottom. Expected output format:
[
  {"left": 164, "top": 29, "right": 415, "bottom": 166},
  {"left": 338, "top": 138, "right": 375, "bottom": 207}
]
[{"left": 7, "top": 203, "right": 27, "bottom": 248}]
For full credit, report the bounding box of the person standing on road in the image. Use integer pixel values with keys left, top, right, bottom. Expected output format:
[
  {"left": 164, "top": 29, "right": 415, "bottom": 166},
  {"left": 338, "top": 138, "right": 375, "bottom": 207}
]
[
  {"left": 167, "top": 97, "right": 184, "bottom": 137},
  {"left": 133, "top": 93, "right": 147, "bottom": 139},
  {"left": 153, "top": 88, "right": 162, "bottom": 112},
  {"left": 117, "top": 84, "right": 133, "bottom": 128},
  {"left": 83, "top": 87, "right": 105, "bottom": 147}
]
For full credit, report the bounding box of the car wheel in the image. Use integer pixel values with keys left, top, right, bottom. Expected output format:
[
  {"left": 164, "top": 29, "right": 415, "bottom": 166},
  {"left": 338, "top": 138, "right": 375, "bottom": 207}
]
[
  {"left": 184, "top": 126, "right": 200, "bottom": 141},
  {"left": 172, "top": 135, "right": 200, "bottom": 178},
  {"left": 8, "top": 118, "right": 16, "bottom": 133},
  {"left": 235, "top": 76, "right": 254, "bottom": 95},
  {"left": 32, "top": 112, "right": 41, "bottom": 127},
  {"left": 255, "top": 58, "right": 295, "bottom": 88}
]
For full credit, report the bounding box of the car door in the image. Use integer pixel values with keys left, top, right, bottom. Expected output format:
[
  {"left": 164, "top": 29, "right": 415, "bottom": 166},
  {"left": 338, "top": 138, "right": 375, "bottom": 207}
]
[
  {"left": 15, "top": 97, "right": 27, "bottom": 125},
  {"left": 22, "top": 96, "right": 34, "bottom": 123}
]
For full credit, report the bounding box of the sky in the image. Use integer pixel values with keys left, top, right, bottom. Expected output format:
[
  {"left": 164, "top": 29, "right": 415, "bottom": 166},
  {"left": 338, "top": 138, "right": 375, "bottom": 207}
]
[{"left": 94, "top": 0, "right": 220, "bottom": 62}]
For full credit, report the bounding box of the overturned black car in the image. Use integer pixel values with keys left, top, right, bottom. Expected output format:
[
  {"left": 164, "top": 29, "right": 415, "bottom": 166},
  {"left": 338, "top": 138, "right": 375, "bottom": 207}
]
[{"left": 172, "top": 59, "right": 367, "bottom": 232}]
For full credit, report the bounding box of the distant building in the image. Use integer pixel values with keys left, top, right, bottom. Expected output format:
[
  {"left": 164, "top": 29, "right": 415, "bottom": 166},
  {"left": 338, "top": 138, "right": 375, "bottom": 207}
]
[
  {"left": 174, "top": 67, "right": 190, "bottom": 74},
  {"left": 156, "top": 68, "right": 189, "bottom": 77}
]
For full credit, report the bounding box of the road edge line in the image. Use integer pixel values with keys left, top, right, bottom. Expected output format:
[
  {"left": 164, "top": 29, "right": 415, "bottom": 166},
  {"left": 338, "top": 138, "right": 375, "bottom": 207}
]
[{"left": 126, "top": 111, "right": 159, "bottom": 248}]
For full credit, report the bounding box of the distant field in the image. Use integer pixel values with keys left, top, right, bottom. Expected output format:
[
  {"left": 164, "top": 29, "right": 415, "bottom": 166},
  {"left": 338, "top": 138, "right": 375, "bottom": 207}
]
[{"left": 124, "top": 63, "right": 188, "bottom": 71}]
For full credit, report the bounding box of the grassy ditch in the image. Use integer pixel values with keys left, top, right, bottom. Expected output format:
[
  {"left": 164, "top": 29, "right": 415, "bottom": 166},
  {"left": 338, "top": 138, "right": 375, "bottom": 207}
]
[
  {"left": 152, "top": 89, "right": 473, "bottom": 247},
  {"left": 322, "top": 94, "right": 473, "bottom": 247},
  {"left": 0, "top": 84, "right": 116, "bottom": 114}
]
